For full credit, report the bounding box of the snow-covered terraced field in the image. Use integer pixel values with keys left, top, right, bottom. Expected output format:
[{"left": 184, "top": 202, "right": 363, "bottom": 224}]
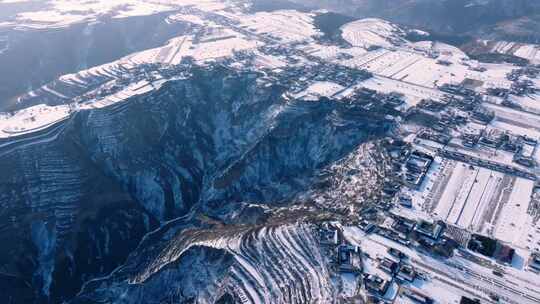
[
  {"left": 318, "top": 32, "right": 514, "bottom": 91},
  {"left": 399, "top": 58, "right": 511, "bottom": 89},
  {"left": 490, "top": 41, "right": 540, "bottom": 64},
  {"left": 304, "top": 45, "right": 342, "bottom": 60},
  {"left": 303, "top": 44, "right": 370, "bottom": 63},
  {"left": 240, "top": 10, "right": 321, "bottom": 43},
  {"left": 81, "top": 80, "right": 162, "bottom": 109},
  {"left": 364, "top": 50, "right": 423, "bottom": 78},
  {"left": 81, "top": 223, "right": 336, "bottom": 303},
  {"left": 166, "top": 12, "right": 210, "bottom": 26},
  {"left": 391, "top": 58, "right": 446, "bottom": 87},
  {"left": 2, "top": 27, "right": 261, "bottom": 138},
  {"left": 250, "top": 51, "right": 288, "bottom": 69},
  {"left": 341, "top": 18, "right": 408, "bottom": 49},
  {"left": 226, "top": 225, "right": 334, "bottom": 303},
  {"left": 125, "top": 28, "right": 259, "bottom": 65},
  {"left": 333, "top": 26, "right": 516, "bottom": 91}
]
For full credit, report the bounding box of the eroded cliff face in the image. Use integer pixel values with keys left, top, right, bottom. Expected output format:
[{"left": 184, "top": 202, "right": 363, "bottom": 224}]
[{"left": 0, "top": 65, "right": 391, "bottom": 303}]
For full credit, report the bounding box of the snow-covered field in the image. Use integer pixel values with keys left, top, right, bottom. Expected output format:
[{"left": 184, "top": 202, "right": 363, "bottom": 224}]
[
  {"left": 509, "top": 94, "right": 540, "bottom": 114},
  {"left": 341, "top": 18, "right": 407, "bottom": 49},
  {"left": 0, "top": 24, "right": 264, "bottom": 139},
  {"left": 489, "top": 41, "right": 540, "bottom": 64},
  {"left": 250, "top": 51, "right": 288, "bottom": 70},
  {"left": 124, "top": 28, "right": 260, "bottom": 65},
  {"left": 486, "top": 104, "right": 540, "bottom": 134},
  {"left": 360, "top": 76, "right": 445, "bottom": 107},
  {"left": 305, "top": 44, "right": 369, "bottom": 62},
  {"left": 2, "top": 6, "right": 315, "bottom": 139},
  {"left": 490, "top": 119, "right": 540, "bottom": 140},
  {"left": 0, "top": 78, "right": 168, "bottom": 138},
  {"left": 80, "top": 79, "right": 163, "bottom": 109},
  {"left": 295, "top": 81, "right": 345, "bottom": 101},
  {"left": 494, "top": 178, "right": 535, "bottom": 247},
  {"left": 411, "top": 154, "right": 538, "bottom": 250},
  {"left": 0, "top": 104, "right": 71, "bottom": 137},
  {"left": 239, "top": 10, "right": 321, "bottom": 43},
  {"left": 314, "top": 22, "right": 515, "bottom": 94},
  {"left": 364, "top": 50, "right": 423, "bottom": 78}
]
